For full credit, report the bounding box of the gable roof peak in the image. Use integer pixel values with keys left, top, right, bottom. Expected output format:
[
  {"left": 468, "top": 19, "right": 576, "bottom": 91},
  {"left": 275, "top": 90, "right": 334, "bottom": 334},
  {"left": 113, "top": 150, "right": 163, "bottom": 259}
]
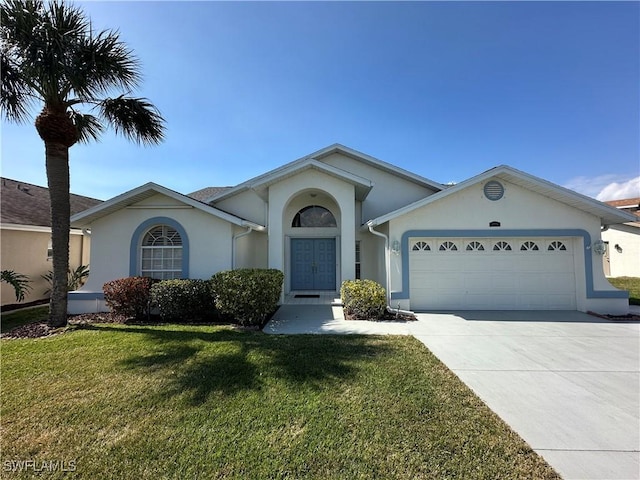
[{"left": 206, "top": 144, "right": 444, "bottom": 203}]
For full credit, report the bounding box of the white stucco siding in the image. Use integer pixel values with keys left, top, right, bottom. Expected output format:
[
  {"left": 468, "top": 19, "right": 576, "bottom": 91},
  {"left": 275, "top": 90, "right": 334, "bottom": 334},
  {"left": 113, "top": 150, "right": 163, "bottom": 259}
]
[
  {"left": 388, "top": 179, "right": 626, "bottom": 313},
  {"left": 79, "top": 194, "right": 234, "bottom": 292},
  {"left": 235, "top": 230, "right": 268, "bottom": 269},
  {"left": 602, "top": 225, "right": 640, "bottom": 277},
  {"left": 214, "top": 190, "right": 266, "bottom": 226},
  {"left": 320, "top": 152, "right": 439, "bottom": 221},
  {"left": 268, "top": 169, "right": 356, "bottom": 292}
]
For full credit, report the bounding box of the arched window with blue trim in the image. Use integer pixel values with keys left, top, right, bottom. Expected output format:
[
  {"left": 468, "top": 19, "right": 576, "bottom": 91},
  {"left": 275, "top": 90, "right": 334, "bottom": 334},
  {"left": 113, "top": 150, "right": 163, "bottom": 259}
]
[
  {"left": 141, "top": 225, "right": 183, "bottom": 279},
  {"left": 130, "top": 217, "right": 189, "bottom": 279}
]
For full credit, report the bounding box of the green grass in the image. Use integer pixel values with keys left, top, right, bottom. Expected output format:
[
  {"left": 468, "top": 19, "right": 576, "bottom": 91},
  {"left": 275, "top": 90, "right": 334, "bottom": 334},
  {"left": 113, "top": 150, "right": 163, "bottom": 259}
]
[
  {"left": 1, "top": 324, "right": 559, "bottom": 479},
  {"left": 608, "top": 276, "right": 640, "bottom": 305},
  {"left": 1, "top": 306, "right": 49, "bottom": 333}
]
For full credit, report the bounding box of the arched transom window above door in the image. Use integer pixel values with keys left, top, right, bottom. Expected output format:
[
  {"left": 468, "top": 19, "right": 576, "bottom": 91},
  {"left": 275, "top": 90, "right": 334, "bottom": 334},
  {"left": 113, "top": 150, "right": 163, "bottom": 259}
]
[{"left": 292, "top": 205, "right": 337, "bottom": 227}]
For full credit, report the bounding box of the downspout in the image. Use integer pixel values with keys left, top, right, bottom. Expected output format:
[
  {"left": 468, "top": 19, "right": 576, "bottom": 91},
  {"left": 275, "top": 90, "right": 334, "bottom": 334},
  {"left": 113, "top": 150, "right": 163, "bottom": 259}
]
[
  {"left": 81, "top": 228, "right": 91, "bottom": 267},
  {"left": 232, "top": 226, "right": 254, "bottom": 269},
  {"left": 368, "top": 223, "right": 391, "bottom": 305}
]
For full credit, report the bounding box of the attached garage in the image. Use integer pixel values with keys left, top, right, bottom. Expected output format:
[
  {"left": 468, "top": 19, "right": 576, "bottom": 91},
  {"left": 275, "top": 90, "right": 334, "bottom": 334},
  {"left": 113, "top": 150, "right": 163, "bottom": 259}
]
[{"left": 409, "top": 236, "right": 578, "bottom": 310}]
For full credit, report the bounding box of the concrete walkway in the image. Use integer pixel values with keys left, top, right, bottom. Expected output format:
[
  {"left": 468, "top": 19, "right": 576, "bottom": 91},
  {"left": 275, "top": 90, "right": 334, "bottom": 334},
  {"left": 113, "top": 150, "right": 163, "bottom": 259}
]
[{"left": 265, "top": 307, "right": 640, "bottom": 480}]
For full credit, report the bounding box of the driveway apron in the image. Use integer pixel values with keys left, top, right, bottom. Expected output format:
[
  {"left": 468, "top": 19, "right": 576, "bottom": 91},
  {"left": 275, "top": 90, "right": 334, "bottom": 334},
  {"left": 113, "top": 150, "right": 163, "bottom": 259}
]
[{"left": 410, "top": 311, "right": 640, "bottom": 480}]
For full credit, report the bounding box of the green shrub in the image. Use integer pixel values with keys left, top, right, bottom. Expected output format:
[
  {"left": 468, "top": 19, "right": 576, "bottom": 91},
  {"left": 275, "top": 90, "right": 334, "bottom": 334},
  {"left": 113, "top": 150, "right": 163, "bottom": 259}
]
[
  {"left": 341, "top": 279, "right": 387, "bottom": 320},
  {"left": 1, "top": 270, "right": 32, "bottom": 302},
  {"left": 151, "top": 279, "right": 216, "bottom": 322},
  {"left": 42, "top": 264, "right": 90, "bottom": 294},
  {"left": 103, "top": 277, "right": 155, "bottom": 319},
  {"left": 211, "top": 269, "right": 283, "bottom": 326}
]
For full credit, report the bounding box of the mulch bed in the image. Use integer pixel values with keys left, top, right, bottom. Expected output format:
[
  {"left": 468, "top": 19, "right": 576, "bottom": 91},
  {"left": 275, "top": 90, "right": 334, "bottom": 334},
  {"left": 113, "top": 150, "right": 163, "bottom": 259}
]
[
  {"left": 345, "top": 309, "right": 417, "bottom": 322},
  {"left": 1, "top": 312, "right": 265, "bottom": 339},
  {"left": 587, "top": 311, "right": 640, "bottom": 321},
  {"left": 1, "top": 312, "right": 129, "bottom": 340}
]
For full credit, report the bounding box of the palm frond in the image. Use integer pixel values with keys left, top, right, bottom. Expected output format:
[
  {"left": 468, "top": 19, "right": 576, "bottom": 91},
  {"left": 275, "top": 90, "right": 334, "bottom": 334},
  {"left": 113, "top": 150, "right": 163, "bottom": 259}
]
[
  {"left": 68, "top": 29, "right": 141, "bottom": 100},
  {"left": 0, "top": 49, "right": 34, "bottom": 122},
  {"left": 69, "top": 110, "right": 104, "bottom": 144},
  {"left": 100, "top": 96, "right": 165, "bottom": 145},
  {"left": 1, "top": 270, "right": 32, "bottom": 302}
]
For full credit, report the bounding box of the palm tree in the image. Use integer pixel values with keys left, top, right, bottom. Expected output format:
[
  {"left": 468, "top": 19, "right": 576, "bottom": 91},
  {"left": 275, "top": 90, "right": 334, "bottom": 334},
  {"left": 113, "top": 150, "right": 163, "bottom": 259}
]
[{"left": 1, "top": 1, "right": 165, "bottom": 327}]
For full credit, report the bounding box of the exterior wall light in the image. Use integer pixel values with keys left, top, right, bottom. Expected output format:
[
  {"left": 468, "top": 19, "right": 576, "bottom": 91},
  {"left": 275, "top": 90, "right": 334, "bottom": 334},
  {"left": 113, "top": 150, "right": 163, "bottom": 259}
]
[
  {"left": 391, "top": 240, "right": 401, "bottom": 255},
  {"left": 592, "top": 240, "right": 607, "bottom": 255}
]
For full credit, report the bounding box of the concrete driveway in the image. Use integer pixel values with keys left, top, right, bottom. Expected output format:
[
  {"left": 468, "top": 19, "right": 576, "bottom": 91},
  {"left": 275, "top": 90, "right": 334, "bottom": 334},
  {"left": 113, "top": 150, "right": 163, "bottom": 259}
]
[
  {"left": 266, "top": 307, "right": 640, "bottom": 479},
  {"left": 411, "top": 311, "right": 640, "bottom": 480}
]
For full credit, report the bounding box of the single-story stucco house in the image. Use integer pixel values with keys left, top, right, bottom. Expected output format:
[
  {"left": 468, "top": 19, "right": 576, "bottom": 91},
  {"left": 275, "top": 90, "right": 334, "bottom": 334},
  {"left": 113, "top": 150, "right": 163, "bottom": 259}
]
[
  {"left": 1, "top": 177, "right": 101, "bottom": 307},
  {"left": 601, "top": 198, "right": 640, "bottom": 278},
  {"left": 68, "top": 144, "right": 635, "bottom": 315}
]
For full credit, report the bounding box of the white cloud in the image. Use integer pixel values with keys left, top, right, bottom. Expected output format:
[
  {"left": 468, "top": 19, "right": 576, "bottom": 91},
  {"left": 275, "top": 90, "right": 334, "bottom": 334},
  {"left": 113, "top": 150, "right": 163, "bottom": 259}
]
[
  {"left": 563, "top": 174, "right": 640, "bottom": 201},
  {"left": 595, "top": 176, "right": 640, "bottom": 201}
]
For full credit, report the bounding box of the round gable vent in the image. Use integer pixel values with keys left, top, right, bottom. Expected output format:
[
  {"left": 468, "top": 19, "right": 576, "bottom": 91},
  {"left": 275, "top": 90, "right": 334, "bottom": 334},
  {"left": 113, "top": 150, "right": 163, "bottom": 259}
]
[{"left": 484, "top": 180, "right": 504, "bottom": 201}]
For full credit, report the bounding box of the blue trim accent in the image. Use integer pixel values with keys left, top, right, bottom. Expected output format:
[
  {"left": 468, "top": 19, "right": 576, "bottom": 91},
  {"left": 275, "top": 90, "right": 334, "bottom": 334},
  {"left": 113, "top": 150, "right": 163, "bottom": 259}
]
[
  {"left": 129, "top": 217, "right": 189, "bottom": 278},
  {"left": 68, "top": 292, "right": 104, "bottom": 300},
  {"left": 392, "top": 229, "right": 627, "bottom": 301}
]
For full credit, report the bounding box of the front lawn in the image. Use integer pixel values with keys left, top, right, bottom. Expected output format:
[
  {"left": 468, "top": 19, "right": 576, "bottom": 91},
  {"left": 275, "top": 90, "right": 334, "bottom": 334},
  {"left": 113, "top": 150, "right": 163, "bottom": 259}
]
[
  {"left": 1, "top": 324, "right": 559, "bottom": 479},
  {"left": 608, "top": 276, "right": 640, "bottom": 305}
]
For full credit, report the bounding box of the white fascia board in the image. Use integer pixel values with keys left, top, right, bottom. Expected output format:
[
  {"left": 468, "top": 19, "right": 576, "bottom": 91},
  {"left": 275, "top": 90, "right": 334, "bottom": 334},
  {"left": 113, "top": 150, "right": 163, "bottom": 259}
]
[
  {"left": 1, "top": 223, "right": 85, "bottom": 235},
  {"left": 366, "top": 165, "right": 637, "bottom": 227}
]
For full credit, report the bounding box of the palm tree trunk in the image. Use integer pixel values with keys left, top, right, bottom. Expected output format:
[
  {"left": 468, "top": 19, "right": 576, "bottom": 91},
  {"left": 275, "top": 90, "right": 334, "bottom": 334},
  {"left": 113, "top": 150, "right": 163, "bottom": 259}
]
[{"left": 45, "top": 141, "right": 71, "bottom": 327}]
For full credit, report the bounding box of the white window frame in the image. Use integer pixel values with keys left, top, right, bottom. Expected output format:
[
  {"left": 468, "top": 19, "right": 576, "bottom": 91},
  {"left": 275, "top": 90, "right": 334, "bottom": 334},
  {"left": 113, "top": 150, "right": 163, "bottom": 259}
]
[{"left": 140, "top": 225, "right": 183, "bottom": 280}]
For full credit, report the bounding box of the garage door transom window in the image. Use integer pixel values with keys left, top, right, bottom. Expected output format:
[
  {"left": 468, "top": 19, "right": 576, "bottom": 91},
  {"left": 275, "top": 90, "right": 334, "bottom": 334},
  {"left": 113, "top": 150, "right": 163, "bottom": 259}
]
[
  {"left": 439, "top": 241, "right": 458, "bottom": 251},
  {"left": 493, "top": 241, "right": 512, "bottom": 251},
  {"left": 466, "top": 241, "right": 485, "bottom": 251},
  {"left": 521, "top": 241, "right": 539, "bottom": 251},
  {"left": 548, "top": 241, "right": 567, "bottom": 251},
  {"left": 412, "top": 241, "right": 430, "bottom": 251}
]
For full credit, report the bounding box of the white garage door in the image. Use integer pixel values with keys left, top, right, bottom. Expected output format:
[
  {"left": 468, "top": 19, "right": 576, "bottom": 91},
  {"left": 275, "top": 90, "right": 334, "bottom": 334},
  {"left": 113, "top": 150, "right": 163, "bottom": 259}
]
[{"left": 409, "top": 237, "right": 577, "bottom": 310}]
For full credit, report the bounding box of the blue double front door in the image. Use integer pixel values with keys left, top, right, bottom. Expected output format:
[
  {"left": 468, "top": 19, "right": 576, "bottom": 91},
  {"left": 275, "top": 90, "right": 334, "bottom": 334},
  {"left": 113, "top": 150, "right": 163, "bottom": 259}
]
[{"left": 291, "top": 238, "right": 336, "bottom": 290}]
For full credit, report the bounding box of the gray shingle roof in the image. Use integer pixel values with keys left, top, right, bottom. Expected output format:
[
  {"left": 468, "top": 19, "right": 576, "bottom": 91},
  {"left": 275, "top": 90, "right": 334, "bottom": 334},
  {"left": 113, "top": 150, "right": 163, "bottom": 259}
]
[
  {"left": 1, "top": 177, "right": 102, "bottom": 227},
  {"left": 187, "top": 186, "right": 232, "bottom": 203}
]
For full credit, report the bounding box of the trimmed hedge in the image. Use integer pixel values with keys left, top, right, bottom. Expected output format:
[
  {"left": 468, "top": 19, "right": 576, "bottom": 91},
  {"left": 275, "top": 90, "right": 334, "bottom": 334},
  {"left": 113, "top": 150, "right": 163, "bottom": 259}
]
[
  {"left": 211, "top": 269, "right": 283, "bottom": 326},
  {"left": 150, "top": 279, "right": 216, "bottom": 322},
  {"left": 103, "top": 277, "right": 155, "bottom": 319},
  {"left": 341, "top": 279, "right": 387, "bottom": 320}
]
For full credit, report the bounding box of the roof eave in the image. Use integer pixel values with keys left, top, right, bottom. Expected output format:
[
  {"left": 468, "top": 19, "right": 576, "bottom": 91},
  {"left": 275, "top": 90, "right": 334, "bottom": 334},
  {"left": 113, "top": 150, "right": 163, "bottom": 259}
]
[
  {"left": 366, "top": 165, "right": 637, "bottom": 227},
  {"left": 70, "top": 182, "right": 262, "bottom": 228}
]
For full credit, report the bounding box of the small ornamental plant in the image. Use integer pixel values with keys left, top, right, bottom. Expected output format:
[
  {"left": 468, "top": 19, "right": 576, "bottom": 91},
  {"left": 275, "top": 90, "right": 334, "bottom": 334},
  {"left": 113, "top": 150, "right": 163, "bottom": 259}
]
[
  {"left": 341, "top": 279, "right": 387, "bottom": 320},
  {"left": 103, "top": 277, "right": 156, "bottom": 320},
  {"left": 211, "top": 269, "right": 283, "bottom": 326}
]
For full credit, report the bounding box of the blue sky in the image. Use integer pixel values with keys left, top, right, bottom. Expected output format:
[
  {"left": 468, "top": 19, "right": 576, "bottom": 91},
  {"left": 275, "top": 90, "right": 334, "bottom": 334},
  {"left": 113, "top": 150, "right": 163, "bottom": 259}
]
[{"left": 2, "top": 1, "right": 638, "bottom": 201}]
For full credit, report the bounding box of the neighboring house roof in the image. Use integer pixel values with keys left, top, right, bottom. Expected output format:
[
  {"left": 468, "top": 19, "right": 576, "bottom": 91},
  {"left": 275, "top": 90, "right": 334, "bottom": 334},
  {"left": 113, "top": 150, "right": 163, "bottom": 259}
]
[
  {"left": 1, "top": 177, "right": 102, "bottom": 228},
  {"left": 604, "top": 197, "right": 640, "bottom": 228},
  {"left": 204, "top": 143, "right": 445, "bottom": 203},
  {"left": 188, "top": 186, "right": 232, "bottom": 202},
  {"left": 70, "top": 182, "right": 264, "bottom": 229},
  {"left": 367, "top": 165, "right": 638, "bottom": 228},
  {"left": 604, "top": 197, "right": 640, "bottom": 214}
]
